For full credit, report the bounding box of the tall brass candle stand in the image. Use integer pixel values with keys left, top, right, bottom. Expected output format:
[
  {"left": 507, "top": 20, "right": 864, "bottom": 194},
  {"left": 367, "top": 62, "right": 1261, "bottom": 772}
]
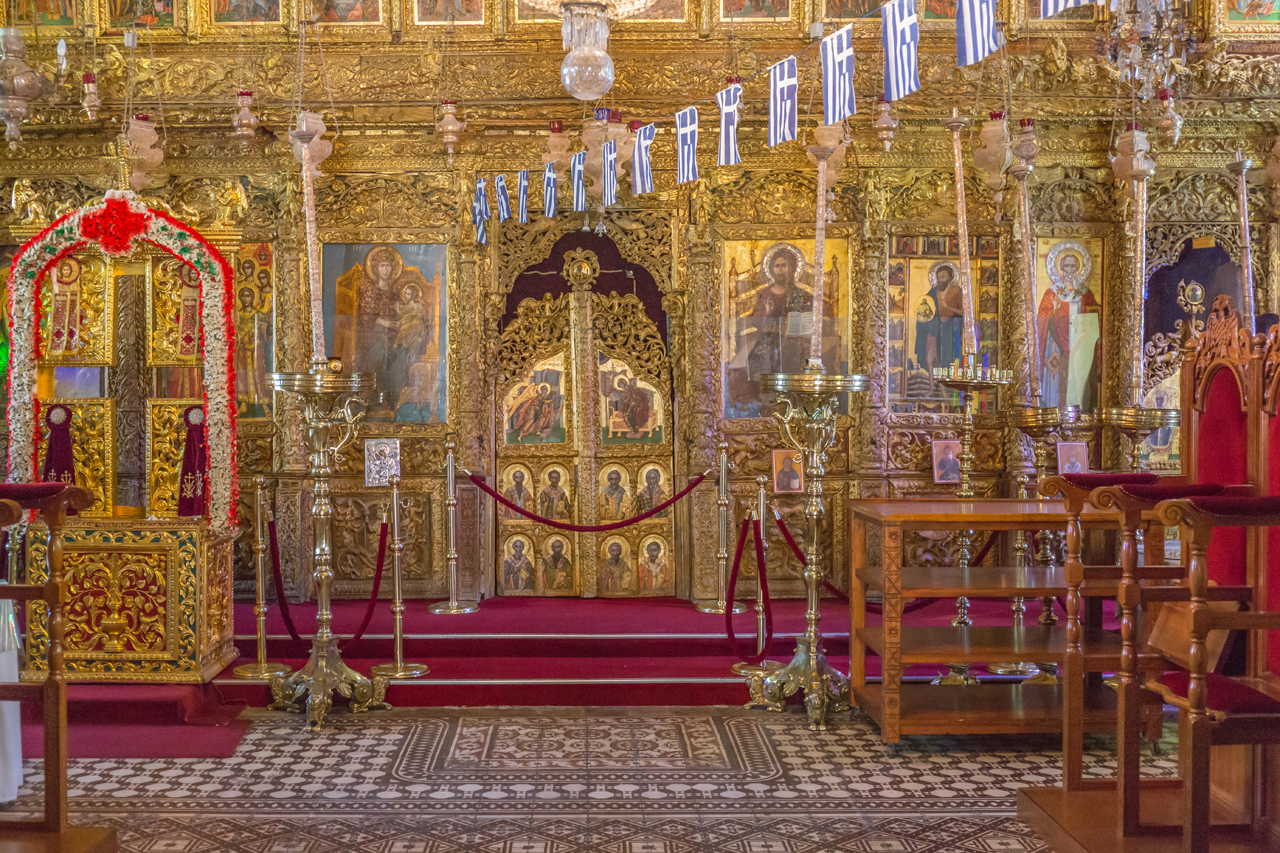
[
  {"left": 233, "top": 476, "right": 292, "bottom": 679},
  {"left": 931, "top": 371, "right": 1010, "bottom": 686},
  {"left": 372, "top": 475, "right": 430, "bottom": 678},
  {"left": 698, "top": 442, "right": 747, "bottom": 615},
  {"left": 430, "top": 440, "right": 479, "bottom": 614},
  {"left": 748, "top": 366, "right": 868, "bottom": 730},
  {"left": 267, "top": 359, "right": 389, "bottom": 729},
  {"left": 731, "top": 475, "right": 781, "bottom": 675}
]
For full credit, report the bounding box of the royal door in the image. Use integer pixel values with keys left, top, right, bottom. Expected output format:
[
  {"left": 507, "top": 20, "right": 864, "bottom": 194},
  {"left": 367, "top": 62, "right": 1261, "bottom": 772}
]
[{"left": 493, "top": 245, "right": 675, "bottom": 598}]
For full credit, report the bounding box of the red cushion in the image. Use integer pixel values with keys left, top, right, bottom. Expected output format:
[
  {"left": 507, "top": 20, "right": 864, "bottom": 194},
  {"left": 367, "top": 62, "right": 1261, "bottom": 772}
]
[
  {"left": 1183, "top": 496, "right": 1280, "bottom": 521},
  {"left": 1060, "top": 473, "right": 1159, "bottom": 490},
  {"left": 0, "top": 482, "right": 70, "bottom": 509},
  {"left": 1159, "top": 670, "right": 1280, "bottom": 716},
  {"left": 1115, "top": 483, "right": 1225, "bottom": 503}
]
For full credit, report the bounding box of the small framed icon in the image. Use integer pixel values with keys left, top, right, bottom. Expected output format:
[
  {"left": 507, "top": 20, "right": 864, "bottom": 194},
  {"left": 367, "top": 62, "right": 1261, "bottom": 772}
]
[
  {"left": 772, "top": 450, "right": 804, "bottom": 494},
  {"left": 364, "top": 438, "right": 401, "bottom": 487},
  {"left": 932, "top": 439, "right": 961, "bottom": 484},
  {"left": 1056, "top": 442, "right": 1089, "bottom": 476}
]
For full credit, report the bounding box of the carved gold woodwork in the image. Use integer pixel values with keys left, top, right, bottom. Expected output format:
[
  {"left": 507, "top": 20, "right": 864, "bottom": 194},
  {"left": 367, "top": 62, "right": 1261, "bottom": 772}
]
[
  {"left": 24, "top": 519, "right": 238, "bottom": 682},
  {"left": 37, "top": 254, "right": 115, "bottom": 367},
  {"left": 147, "top": 399, "right": 203, "bottom": 517},
  {"left": 36, "top": 397, "right": 116, "bottom": 517}
]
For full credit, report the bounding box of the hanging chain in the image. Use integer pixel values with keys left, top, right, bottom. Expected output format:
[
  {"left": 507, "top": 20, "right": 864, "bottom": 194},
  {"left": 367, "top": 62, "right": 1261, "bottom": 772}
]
[{"left": 313, "top": 23, "right": 340, "bottom": 138}]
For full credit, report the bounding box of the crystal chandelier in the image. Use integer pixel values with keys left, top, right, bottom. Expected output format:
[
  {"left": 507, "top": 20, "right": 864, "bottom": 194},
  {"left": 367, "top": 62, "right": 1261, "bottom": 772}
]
[
  {"left": 560, "top": 1, "right": 614, "bottom": 102},
  {"left": 1102, "top": 0, "right": 1194, "bottom": 142}
]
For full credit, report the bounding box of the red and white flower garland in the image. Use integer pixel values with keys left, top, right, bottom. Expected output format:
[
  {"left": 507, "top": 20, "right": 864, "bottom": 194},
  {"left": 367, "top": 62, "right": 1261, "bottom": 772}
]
[{"left": 6, "top": 190, "right": 239, "bottom": 532}]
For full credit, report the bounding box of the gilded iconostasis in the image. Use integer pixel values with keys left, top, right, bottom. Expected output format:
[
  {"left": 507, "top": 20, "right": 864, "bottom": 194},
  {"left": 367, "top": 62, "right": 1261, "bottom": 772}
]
[{"left": 0, "top": 0, "right": 1277, "bottom": 606}]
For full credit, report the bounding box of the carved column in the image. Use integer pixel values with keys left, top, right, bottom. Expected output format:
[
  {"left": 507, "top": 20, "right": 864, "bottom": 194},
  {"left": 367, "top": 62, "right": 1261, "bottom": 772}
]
[
  {"left": 1267, "top": 223, "right": 1280, "bottom": 316},
  {"left": 684, "top": 217, "right": 720, "bottom": 602},
  {"left": 856, "top": 172, "right": 888, "bottom": 481},
  {"left": 1002, "top": 221, "right": 1034, "bottom": 477},
  {"left": 109, "top": 273, "right": 147, "bottom": 507},
  {"left": 572, "top": 286, "right": 599, "bottom": 597}
]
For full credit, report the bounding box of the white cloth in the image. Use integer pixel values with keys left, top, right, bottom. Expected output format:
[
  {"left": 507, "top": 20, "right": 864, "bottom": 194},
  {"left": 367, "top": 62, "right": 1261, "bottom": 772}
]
[{"left": 0, "top": 598, "right": 23, "bottom": 802}]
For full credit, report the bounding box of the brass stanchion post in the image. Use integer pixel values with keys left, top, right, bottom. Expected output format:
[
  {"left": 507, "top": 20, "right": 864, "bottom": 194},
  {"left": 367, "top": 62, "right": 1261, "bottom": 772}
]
[
  {"left": 430, "top": 440, "right": 479, "bottom": 614},
  {"left": 697, "top": 440, "right": 745, "bottom": 615},
  {"left": 373, "top": 475, "right": 429, "bottom": 678},
  {"left": 732, "top": 475, "right": 780, "bottom": 675},
  {"left": 234, "top": 476, "right": 292, "bottom": 679}
]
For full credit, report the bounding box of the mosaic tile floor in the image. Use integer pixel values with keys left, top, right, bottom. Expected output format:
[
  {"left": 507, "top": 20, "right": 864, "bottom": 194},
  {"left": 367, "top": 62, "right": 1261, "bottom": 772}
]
[{"left": 16, "top": 706, "right": 1180, "bottom": 852}]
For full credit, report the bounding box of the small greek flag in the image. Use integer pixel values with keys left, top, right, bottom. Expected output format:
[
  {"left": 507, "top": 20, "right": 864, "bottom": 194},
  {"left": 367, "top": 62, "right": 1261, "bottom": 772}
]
[
  {"left": 632, "top": 122, "right": 656, "bottom": 195},
  {"left": 570, "top": 151, "right": 587, "bottom": 212},
  {"left": 543, "top": 163, "right": 557, "bottom": 217},
  {"left": 495, "top": 174, "right": 513, "bottom": 222},
  {"left": 676, "top": 107, "right": 699, "bottom": 185},
  {"left": 602, "top": 139, "right": 618, "bottom": 207},
  {"left": 716, "top": 83, "right": 742, "bottom": 167},
  {"left": 1040, "top": 0, "right": 1092, "bottom": 17},
  {"left": 820, "top": 25, "right": 856, "bottom": 126},
  {"left": 957, "top": 0, "right": 1001, "bottom": 66},
  {"left": 882, "top": 0, "right": 921, "bottom": 102},
  {"left": 472, "top": 177, "right": 490, "bottom": 245},
  {"left": 517, "top": 170, "right": 529, "bottom": 223},
  {"left": 768, "top": 57, "right": 798, "bottom": 147}
]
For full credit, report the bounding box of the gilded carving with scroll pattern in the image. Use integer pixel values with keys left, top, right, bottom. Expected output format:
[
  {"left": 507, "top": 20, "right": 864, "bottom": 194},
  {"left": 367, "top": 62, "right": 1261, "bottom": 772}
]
[
  {"left": 1192, "top": 294, "right": 1252, "bottom": 403},
  {"left": 563, "top": 249, "right": 600, "bottom": 291},
  {"left": 1262, "top": 325, "right": 1280, "bottom": 411},
  {"left": 494, "top": 293, "right": 572, "bottom": 387},
  {"left": 62, "top": 550, "right": 168, "bottom": 655},
  {"left": 148, "top": 400, "right": 201, "bottom": 517},
  {"left": 38, "top": 255, "right": 113, "bottom": 366},
  {"left": 496, "top": 212, "right": 674, "bottom": 293},
  {"left": 591, "top": 292, "right": 670, "bottom": 388},
  {"left": 37, "top": 398, "right": 115, "bottom": 517}
]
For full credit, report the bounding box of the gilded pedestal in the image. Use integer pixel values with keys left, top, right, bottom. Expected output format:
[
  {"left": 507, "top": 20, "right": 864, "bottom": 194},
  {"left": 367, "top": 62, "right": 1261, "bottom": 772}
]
[{"left": 747, "top": 367, "right": 868, "bottom": 731}]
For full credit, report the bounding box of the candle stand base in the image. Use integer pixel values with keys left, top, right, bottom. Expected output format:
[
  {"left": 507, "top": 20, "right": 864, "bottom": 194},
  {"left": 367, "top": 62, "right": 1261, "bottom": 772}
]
[
  {"left": 429, "top": 600, "right": 480, "bottom": 615},
  {"left": 931, "top": 664, "right": 980, "bottom": 686},
  {"left": 233, "top": 661, "right": 292, "bottom": 679},
  {"left": 370, "top": 661, "right": 430, "bottom": 679},
  {"left": 269, "top": 637, "right": 390, "bottom": 730},
  {"left": 696, "top": 600, "right": 748, "bottom": 615},
  {"left": 745, "top": 637, "right": 850, "bottom": 725},
  {"left": 732, "top": 659, "right": 783, "bottom": 676}
]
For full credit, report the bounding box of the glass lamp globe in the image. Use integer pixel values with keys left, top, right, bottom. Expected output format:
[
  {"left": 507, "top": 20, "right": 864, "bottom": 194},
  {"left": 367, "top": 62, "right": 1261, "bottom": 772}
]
[{"left": 560, "top": 2, "right": 614, "bottom": 101}]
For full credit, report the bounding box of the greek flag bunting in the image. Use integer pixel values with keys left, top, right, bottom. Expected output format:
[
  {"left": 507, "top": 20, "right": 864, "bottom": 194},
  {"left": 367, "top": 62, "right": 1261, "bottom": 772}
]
[
  {"left": 956, "top": 0, "right": 1000, "bottom": 66},
  {"left": 632, "top": 122, "right": 656, "bottom": 196},
  {"left": 676, "top": 107, "right": 698, "bottom": 185},
  {"left": 495, "top": 174, "right": 513, "bottom": 222},
  {"left": 716, "top": 83, "right": 742, "bottom": 167},
  {"left": 570, "top": 151, "right": 587, "bottom": 212},
  {"left": 602, "top": 139, "right": 619, "bottom": 207},
  {"left": 767, "top": 57, "right": 798, "bottom": 146},
  {"left": 543, "top": 163, "right": 557, "bottom": 217},
  {"left": 472, "top": 177, "right": 490, "bottom": 245},
  {"left": 1040, "top": 0, "right": 1092, "bottom": 17},
  {"left": 820, "top": 25, "right": 856, "bottom": 126},
  {"left": 517, "top": 170, "right": 529, "bottom": 223},
  {"left": 882, "top": 0, "right": 921, "bottom": 102}
]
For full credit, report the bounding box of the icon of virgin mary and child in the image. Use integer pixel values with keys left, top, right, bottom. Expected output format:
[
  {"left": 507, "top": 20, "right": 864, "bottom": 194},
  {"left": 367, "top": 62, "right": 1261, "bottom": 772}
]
[{"left": 331, "top": 245, "right": 443, "bottom": 422}]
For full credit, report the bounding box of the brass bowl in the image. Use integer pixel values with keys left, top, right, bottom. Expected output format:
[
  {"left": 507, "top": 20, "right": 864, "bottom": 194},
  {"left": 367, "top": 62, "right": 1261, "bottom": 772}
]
[
  {"left": 1006, "top": 405, "right": 1061, "bottom": 432},
  {"left": 759, "top": 372, "right": 870, "bottom": 395},
  {"left": 936, "top": 376, "right": 1011, "bottom": 393},
  {"left": 1096, "top": 406, "right": 1180, "bottom": 432}
]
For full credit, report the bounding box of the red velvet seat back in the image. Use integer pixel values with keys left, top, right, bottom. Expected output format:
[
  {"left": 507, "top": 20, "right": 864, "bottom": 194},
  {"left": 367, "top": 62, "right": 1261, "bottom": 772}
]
[
  {"left": 1195, "top": 369, "right": 1249, "bottom": 587},
  {"left": 1268, "top": 413, "right": 1280, "bottom": 676}
]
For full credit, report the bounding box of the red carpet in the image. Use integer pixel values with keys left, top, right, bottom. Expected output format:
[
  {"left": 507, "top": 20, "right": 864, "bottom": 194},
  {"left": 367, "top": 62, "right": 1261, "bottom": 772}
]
[{"left": 20, "top": 683, "right": 249, "bottom": 759}]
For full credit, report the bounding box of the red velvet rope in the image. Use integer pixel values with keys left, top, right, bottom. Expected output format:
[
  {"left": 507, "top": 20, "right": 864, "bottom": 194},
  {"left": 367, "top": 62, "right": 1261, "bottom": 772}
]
[
  {"left": 772, "top": 513, "right": 937, "bottom": 616},
  {"left": 340, "top": 521, "right": 389, "bottom": 652},
  {"left": 723, "top": 517, "right": 771, "bottom": 664},
  {"left": 469, "top": 472, "right": 707, "bottom": 532},
  {"left": 267, "top": 518, "right": 302, "bottom": 642}
]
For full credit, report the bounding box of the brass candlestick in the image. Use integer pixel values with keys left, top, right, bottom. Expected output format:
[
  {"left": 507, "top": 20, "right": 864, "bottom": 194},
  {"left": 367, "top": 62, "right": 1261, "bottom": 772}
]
[
  {"left": 267, "top": 359, "right": 389, "bottom": 729},
  {"left": 747, "top": 366, "right": 868, "bottom": 731},
  {"left": 698, "top": 441, "right": 746, "bottom": 615},
  {"left": 233, "top": 476, "right": 292, "bottom": 680},
  {"left": 372, "top": 475, "right": 429, "bottom": 679},
  {"left": 731, "top": 475, "right": 781, "bottom": 676}
]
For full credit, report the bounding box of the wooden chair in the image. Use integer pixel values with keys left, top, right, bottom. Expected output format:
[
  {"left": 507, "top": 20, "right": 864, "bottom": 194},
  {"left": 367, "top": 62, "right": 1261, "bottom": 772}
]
[
  {"left": 0, "top": 483, "right": 116, "bottom": 853},
  {"left": 1125, "top": 495, "right": 1280, "bottom": 853},
  {"left": 1040, "top": 473, "right": 1160, "bottom": 791}
]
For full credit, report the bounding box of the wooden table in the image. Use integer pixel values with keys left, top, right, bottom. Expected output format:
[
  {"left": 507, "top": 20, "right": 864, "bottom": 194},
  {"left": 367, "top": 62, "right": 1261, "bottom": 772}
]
[{"left": 848, "top": 498, "right": 1122, "bottom": 744}]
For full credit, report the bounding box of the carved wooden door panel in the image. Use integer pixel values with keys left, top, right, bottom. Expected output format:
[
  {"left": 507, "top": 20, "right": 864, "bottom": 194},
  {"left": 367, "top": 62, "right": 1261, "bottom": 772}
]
[{"left": 493, "top": 288, "right": 675, "bottom": 598}]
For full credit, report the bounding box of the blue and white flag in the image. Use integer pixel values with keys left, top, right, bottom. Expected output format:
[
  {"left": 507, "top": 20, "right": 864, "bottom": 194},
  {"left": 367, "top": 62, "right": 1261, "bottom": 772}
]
[
  {"left": 820, "top": 25, "right": 856, "bottom": 126},
  {"left": 570, "top": 151, "right": 587, "bottom": 212},
  {"left": 542, "top": 163, "right": 557, "bottom": 217},
  {"left": 768, "top": 57, "right": 798, "bottom": 147},
  {"left": 957, "top": 0, "right": 1000, "bottom": 66},
  {"left": 882, "top": 0, "right": 920, "bottom": 102},
  {"left": 517, "top": 170, "right": 529, "bottom": 223},
  {"left": 495, "top": 174, "right": 513, "bottom": 222},
  {"left": 602, "top": 139, "right": 619, "bottom": 207},
  {"left": 632, "top": 123, "right": 656, "bottom": 195},
  {"left": 676, "top": 107, "right": 699, "bottom": 185},
  {"left": 472, "top": 177, "right": 490, "bottom": 245},
  {"left": 716, "top": 83, "right": 742, "bottom": 167},
  {"left": 1040, "top": 0, "right": 1092, "bottom": 17}
]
